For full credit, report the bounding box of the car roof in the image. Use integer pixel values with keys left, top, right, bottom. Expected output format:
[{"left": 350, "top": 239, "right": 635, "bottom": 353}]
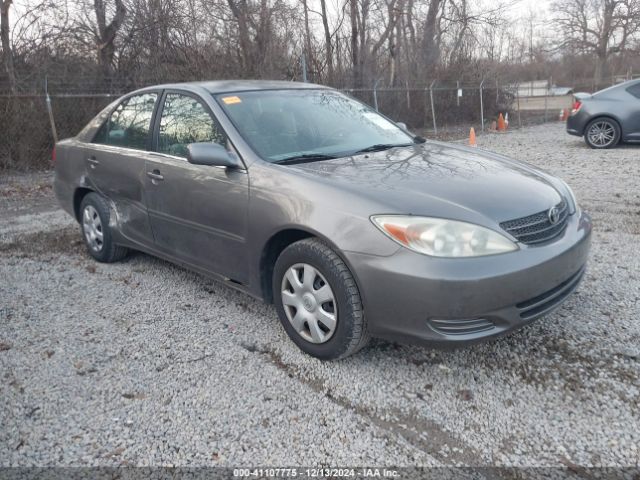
[
  {"left": 612, "top": 78, "right": 640, "bottom": 89},
  {"left": 592, "top": 78, "right": 640, "bottom": 97},
  {"left": 134, "top": 80, "right": 332, "bottom": 95}
]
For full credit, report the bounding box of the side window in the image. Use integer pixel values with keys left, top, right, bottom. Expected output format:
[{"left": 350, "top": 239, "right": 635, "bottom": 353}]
[
  {"left": 626, "top": 83, "right": 640, "bottom": 99},
  {"left": 94, "top": 93, "right": 157, "bottom": 149},
  {"left": 158, "top": 93, "right": 227, "bottom": 158}
]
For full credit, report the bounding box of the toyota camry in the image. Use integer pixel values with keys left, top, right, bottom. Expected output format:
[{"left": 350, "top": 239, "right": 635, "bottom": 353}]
[{"left": 53, "top": 80, "right": 592, "bottom": 359}]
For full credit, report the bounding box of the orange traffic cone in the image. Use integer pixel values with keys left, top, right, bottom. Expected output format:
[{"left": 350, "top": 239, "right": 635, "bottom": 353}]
[
  {"left": 469, "top": 127, "right": 477, "bottom": 147},
  {"left": 497, "top": 113, "right": 506, "bottom": 132}
]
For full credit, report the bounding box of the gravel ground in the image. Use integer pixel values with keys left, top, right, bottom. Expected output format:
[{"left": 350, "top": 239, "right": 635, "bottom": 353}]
[{"left": 1, "top": 123, "right": 639, "bottom": 469}]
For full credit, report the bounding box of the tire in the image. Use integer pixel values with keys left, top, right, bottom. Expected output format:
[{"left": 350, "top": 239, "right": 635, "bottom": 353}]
[
  {"left": 584, "top": 117, "right": 621, "bottom": 149},
  {"left": 79, "top": 192, "right": 128, "bottom": 263},
  {"left": 273, "top": 238, "right": 369, "bottom": 360}
]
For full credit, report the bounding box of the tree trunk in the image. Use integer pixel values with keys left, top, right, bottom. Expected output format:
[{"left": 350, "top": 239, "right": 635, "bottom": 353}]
[
  {"left": 94, "top": 0, "right": 127, "bottom": 79},
  {"left": 594, "top": 52, "right": 608, "bottom": 86},
  {"left": 593, "top": 0, "right": 616, "bottom": 86},
  {"left": 357, "top": 0, "right": 368, "bottom": 86},
  {"left": 349, "top": 0, "right": 360, "bottom": 87},
  {"left": 404, "top": 0, "right": 417, "bottom": 81},
  {"left": 227, "top": 0, "right": 254, "bottom": 76},
  {"left": 388, "top": 29, "right": 396, "bottom": 87},
  {"left": 0, "top": 0, "right": 16, "bottom": 93},
  {"left": 254, "top": 0, "right": 271, "bottom": 75},
  {"left": 448, "top": 0, "right": 468, "bottom": 66},
  {"left": 422, "top": 0, "right": 441, "bottom": 70},
  {"left": 302, "top": 0, "right": 313, "bottom": 68},
  {"left": 319, "top": 0, "right": 334, "bottom": 82}
]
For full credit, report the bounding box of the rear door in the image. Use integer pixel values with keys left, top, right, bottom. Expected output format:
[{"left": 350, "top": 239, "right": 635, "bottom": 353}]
[
  {"left": 624, "top": 83, "right": 640, "bottom": 141},
  {"left": 144, "top": 90, "right": 250, "bottom": 283},
  {"left": 84, "top": 91, "right": 159, "bottom": 247}
]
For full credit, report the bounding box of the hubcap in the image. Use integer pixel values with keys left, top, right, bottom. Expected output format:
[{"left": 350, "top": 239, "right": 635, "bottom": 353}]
[
  {"left": 588, "top": 121, "right": 615, "bottom": 147},
  {"left": 82, "top": 205, "right": 104, "bottom": 252},
  {"left": 281, "top": 263, "right": 337, "bottom": 344}
]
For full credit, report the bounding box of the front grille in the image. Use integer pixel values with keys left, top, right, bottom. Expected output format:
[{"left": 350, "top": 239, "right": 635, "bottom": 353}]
[
  {"left": 500, "top": 200, "right": 569, "bottom": 245},
  {"left": 516, "top": 266, "right": 585, "bottom": 320},
  {"left": 428, "top": 318, "right": 495, "bottom": 336}
]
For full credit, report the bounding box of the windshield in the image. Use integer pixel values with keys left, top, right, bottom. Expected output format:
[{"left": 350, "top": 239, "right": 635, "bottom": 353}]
[{"left": 215, "top": 89, "right": 415, "bottom": 163}]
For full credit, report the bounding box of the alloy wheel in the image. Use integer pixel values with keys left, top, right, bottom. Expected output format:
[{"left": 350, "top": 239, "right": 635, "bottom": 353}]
[
  {"left": 281, "top": 263, "right": 337, "bottom": 344},
  {"left": 587, "top": 121, "right": 616, "bottom": 147},
  {"left": 82, "top": 205, "right": 104, "bottom": 252}
]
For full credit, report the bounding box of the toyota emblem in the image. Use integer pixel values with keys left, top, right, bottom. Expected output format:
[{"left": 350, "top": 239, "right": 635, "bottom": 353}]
[{"left": 548, "top": 206, "right": 560, "bottom": 225}]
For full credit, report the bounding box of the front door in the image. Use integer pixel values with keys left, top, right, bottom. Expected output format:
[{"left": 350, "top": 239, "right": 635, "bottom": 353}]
[
  {"left": 84, "top": 91, "right": 159, "bottom": 246},
  {"left": 144, "top": 91, "right": 250, "bottom": 283}
]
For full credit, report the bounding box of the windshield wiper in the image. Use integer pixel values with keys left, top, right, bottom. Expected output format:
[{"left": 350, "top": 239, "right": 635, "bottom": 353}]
[
  {"left": 273, "top": 153, "right": 338, "bottom": 165},
  {"left": 353, "top": 143, "right": 414, "bottom": 154}
]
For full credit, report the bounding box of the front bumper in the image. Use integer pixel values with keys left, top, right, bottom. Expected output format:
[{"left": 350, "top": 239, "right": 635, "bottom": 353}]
[{"left": 344, "top": 210, "right": 592, "bottom": 346}]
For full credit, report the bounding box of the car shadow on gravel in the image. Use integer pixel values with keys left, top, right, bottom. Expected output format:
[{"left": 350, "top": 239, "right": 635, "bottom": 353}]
[
  {"left": 564, "top": 139, "right": 640, "bottom": 151},
  {"left": 0, "top": 226, "right": 83, "bottom": 258}
]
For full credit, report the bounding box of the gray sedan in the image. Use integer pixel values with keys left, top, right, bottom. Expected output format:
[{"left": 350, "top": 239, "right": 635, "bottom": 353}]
[
  {"left": 54, "top": 81, "right": 591, "bottom": 359},
  {"left": 567, "top": 78, "right": 640, "bottom": 148}
]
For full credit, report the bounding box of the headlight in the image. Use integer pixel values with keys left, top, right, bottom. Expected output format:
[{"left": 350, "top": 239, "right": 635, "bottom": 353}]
[{"left": 371, "top": 215, "right": 518, "bottom": 258}]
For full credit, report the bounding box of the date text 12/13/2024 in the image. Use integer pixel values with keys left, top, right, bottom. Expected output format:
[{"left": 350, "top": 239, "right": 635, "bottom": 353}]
[{"left": 233, "top": 468, "right": 400, "bottom": 477}]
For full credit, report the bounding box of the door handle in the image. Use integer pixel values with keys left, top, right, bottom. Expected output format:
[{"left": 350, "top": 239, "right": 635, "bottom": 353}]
[
  {"left": 146, "top": 170, "right": 164, "bottom": 182},
  {"left": 87, "top": 156, "right": 99, "bottom": 169}
]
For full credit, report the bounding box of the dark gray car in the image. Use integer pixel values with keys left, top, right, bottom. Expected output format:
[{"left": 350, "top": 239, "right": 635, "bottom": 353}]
[
  {"left": 54, "top": 80, "right": 592, "bottom": 359},
  {"left": 566, "top": 79, "right": 640, "bottom": 148}
]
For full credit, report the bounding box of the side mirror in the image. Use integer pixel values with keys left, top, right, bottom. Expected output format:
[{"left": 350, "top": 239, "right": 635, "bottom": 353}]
[
  {"left": 186, "top": 142, "right": 240, "bottom": 168},
  {"left": 397, "top": 122, "right": 408, "bottom": 131}
]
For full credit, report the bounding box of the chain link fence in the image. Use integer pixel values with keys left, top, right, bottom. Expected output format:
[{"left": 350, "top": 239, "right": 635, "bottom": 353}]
[
  {"left": 1, "top": 94, "right": 117, "bottom": 171},
  {"left": 1, "top": 74, "right": 635, "bottom": 171},
  {"left": 348, "top": 83, "right": 576, "bottom": 138}
]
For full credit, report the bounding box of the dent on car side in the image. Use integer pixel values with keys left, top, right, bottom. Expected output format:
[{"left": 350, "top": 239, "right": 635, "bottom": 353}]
[{"left": 54, "top": 80, "right": 592, "bottom": 352}]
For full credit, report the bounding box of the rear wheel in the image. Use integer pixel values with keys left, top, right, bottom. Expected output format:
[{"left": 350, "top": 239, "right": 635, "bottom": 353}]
[
  {"left": 79, "top": 192, "right": 128, "bottom": 263},
  {"left": 273, "top": 238, "right": 369, "bottom": 360},
  {"left": 584, "top": 118, "right": 620, "bottom": 149}
]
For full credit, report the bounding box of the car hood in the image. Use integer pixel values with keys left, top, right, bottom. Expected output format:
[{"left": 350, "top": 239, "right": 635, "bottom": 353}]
[{"left": 288, "top": 141, "right": 563, "bottom": 224}]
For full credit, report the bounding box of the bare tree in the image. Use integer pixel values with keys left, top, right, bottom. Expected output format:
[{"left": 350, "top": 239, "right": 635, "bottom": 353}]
[
  {"left": 422, "top": 0, "right": 443, "bottom": 71},
  {"left": 301, "top": 0, "right": 313, "bottom": 72},
  {"left": 74, "top": 0, "right": 128, "bottom": 78},
  {"left": 319, "top": 0, "right": 334, "bottom": 81},
  {"left": 97, "top": 0, "right": 127, "bottom": 76},
  {"left": 552, "top": 0, "right": 640, "bottom": 83},
  {"left": 348, "top": 0, "right": 398, "bottom": 87},
  {"left": 0, "top": 0, "right": 16, "bottom": 92},
  {"left": 2, "top": 0, "right": 638, "bottom": 97},
  {"left": 349, "top": 0, "right": 359, "bottom": 85}
]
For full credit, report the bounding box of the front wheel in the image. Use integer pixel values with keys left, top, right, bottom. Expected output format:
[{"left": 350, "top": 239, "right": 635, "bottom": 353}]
[
  {"left": 273, "top": 239, "right": 369, "bottom": 360},
  {"left": 584, "top": 118, "right": 621, "bottom": 149}
]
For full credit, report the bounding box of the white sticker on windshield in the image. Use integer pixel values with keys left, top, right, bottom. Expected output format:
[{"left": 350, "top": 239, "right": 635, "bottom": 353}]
[{"left": 362, "top": 111, "right": 396, "bottom": 130}]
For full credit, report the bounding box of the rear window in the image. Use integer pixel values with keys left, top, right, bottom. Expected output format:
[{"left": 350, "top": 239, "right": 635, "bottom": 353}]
[
  {"left": 93, "top": 93, "right": 158, "bottom": 150},
  {"left": 626, "top": 83, "right": 640, "bottom": 99}
]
